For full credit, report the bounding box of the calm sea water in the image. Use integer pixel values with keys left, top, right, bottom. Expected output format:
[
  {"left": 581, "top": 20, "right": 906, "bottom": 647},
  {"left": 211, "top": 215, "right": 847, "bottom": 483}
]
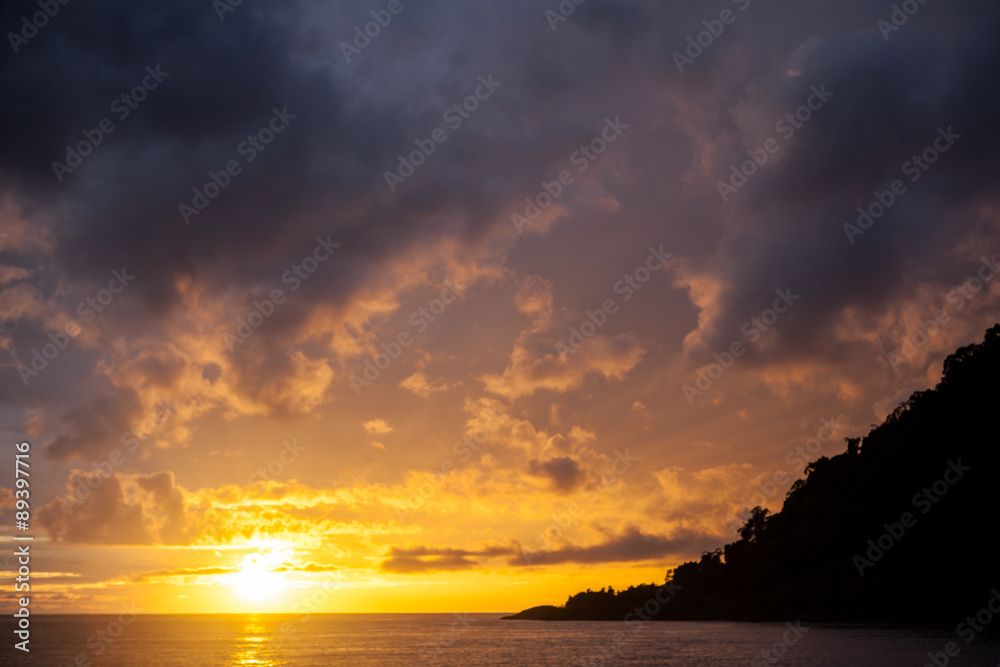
[{"left": 5, "top": 614, "right": 1000, "bottom": 666}]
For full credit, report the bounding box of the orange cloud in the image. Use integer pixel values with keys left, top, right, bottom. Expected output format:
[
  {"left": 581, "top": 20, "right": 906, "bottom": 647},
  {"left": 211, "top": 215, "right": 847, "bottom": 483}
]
[
  {"left": 399, "top": 370, "right": 455, "bottom": 397},
  {"left": 482, "top": 334, "right": 645, "bottom": 398},
  {"left": 38, "top": 471, "right": 194, "bottom": 545}
]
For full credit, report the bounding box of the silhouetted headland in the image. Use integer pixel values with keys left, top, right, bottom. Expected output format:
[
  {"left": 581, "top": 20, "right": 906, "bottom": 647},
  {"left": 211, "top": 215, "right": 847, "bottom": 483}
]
[{"left": 505, "top": 325, "right": 1000, "bottom": 623}]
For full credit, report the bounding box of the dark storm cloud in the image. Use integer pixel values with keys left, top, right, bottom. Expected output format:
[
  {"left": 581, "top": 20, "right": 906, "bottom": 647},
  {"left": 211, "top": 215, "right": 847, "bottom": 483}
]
[
  {"left": 380, "top": 544, "right": 511, "bottom": 574},
  {"left": 528, "top": 455, "right": 585, "bottom": 493},
  {"left": 1, "top": 0, "right": 998, "bottom": 462},
  {"left": 37, "top": 471, "right": 153, "bottom": 544},
  {"left": 0, "top": 0, "right": 632, "bottom": 456},
  {"left": 44, "top": 380, "right": 142, "bottom": 461},
  {"left": 0, "top": 0, "right": 670, "bottom": 412},
  {"left": 512, "top": 526, "right": 713, "bottom": 566},
  {"left": 1, "top": 0, "right": 662, "bottom": 298},
  {"left": 671, "top": 1, "right": 1000, "bottom": 368},
  {"left": 37, "top": 469, "right": 193, "bottom": 544},
  {"left": 381, "top": 527, "right": 715, "bottom": 572}
]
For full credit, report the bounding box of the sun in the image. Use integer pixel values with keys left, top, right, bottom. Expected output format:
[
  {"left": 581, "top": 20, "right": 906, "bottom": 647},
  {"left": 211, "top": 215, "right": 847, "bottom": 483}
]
[{"left": 231, "top": 553, "right": 287, "bottom": 603}]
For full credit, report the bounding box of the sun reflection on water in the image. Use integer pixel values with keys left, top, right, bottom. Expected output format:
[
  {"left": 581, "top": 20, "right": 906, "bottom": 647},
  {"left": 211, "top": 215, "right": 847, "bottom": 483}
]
[{"left": 229, "top": 616, "right": 277, "bottom": 667}]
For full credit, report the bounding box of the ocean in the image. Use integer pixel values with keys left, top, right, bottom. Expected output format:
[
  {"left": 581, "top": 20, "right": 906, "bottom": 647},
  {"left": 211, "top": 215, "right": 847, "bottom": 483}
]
[{"left": 5, "top": 614, "right": 1000, "bottom": 666}]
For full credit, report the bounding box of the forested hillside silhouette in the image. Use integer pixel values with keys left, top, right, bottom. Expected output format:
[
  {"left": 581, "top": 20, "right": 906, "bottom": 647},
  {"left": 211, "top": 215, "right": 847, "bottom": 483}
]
[{"left": 506, "top": 325, "right": 1000, "bottom": 622}]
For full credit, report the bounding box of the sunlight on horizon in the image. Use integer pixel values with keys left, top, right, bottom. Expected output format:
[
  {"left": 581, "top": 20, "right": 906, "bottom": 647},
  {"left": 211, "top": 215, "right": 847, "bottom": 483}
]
[{"left": 229, "top": 550, "right": 291, "bottom": 605}]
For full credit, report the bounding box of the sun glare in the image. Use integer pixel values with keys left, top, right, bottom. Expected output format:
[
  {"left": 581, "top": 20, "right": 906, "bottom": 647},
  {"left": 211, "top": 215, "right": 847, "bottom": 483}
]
[{"left": 231, "top": 552, "right": 288, "bottom": 604}]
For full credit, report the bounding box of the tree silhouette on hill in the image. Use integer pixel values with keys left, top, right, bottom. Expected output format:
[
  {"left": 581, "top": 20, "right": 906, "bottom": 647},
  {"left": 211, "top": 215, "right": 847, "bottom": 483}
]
[{"left": 506, "top": 325, "right": 1000, "bottom": 622}]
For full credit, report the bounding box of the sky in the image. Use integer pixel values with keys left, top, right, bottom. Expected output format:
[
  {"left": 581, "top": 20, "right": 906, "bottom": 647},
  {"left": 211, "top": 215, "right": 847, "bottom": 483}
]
[{"left": 0, "top": 0, "right": 999, "bottom": 614}]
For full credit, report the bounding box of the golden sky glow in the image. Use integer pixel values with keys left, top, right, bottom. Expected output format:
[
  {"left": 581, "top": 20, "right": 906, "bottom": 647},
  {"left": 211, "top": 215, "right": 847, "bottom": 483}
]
[
  {"left": 2, "top": 0, "right": 999, "bottom": 618},
  {"left": 2, "top": 217, "right": 998, "bottom": 613}
]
